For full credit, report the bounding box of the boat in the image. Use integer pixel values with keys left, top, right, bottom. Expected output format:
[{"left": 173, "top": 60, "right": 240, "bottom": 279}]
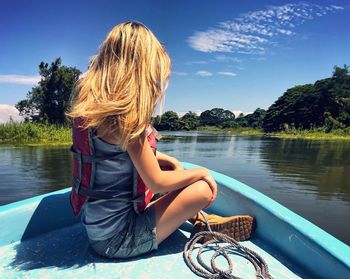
[{"left": 1, "top": 162, "right": 349, "bottom": 278}]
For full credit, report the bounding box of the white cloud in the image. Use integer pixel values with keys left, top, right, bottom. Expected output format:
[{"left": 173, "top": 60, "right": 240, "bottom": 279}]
[
  {"left": 213, "top": 55, "right": 241, "bottom": 63},
  {"left": 231, "top": 110, "right": 255, "bottom": 117},
  {"left": 185, "top": 60, "right": 208, "bottom": 65},
  {"left": 193, "top": 109, "right": 202, "bottom": 116},
  {"left": 232, "top": 110, "right": 244, "bottom": 117},
  {"left": 172, "top": 71, "right": 188, "bottom": 76},
  {"left": 0, "top": 104, "right": 24, "bottom": 123},
  {"left": 188, "top": 3, "right": 344, "bottom": 54},
  {"left": 185, "top": 56, "right": 241, "bottom": 67},
  {"left": 218, "top": 71, "right": 237, "bottom": 77},
  {"left": 176, "top": 111, "right": 186, "bottom": 117},
  {"left": 196, "top": 70, "right": 213, "bottom": 77},
  {"left": 188, "top": 29, "right": 267, "bottom": 53},
  {"left": 330, "top": 5, "right": 344, "bottom": 11},
  {"left": 0, "top": 71, "right": 87, "bottom": 85},
  {"left": 0, "top": 74, "right": 41, "bottom": 85}
]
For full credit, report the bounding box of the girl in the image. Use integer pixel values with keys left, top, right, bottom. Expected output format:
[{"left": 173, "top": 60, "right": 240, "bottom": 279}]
[{"left": 66, "top": 21, "right": 254, "bottom": 259}]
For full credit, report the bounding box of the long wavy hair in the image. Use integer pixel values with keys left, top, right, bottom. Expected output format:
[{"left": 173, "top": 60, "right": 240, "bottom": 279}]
[{"left": 66, "top": 21, "right": 171, "bottom": 150}]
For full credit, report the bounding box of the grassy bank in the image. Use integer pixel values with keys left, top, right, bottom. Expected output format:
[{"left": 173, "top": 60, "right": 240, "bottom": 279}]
[
  {"left": 197, "top": 126, "right": 264, "bottom": 136},
  {"left": 0, "top": 122, "right": 72, "bottom": 146},
  {"left": 198, "top": 126, "right": 350, "bottom": 140},
  {"left": 267, "top": 128, "right": 350, "bottom": 140},
  {"left": 1, "top": 123, "right": 349, "bottom": 146}
]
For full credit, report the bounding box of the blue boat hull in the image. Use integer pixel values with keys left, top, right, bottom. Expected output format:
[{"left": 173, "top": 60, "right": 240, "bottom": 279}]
[{"left": 1, "top": 162, "right": 349, "bottom": 278}]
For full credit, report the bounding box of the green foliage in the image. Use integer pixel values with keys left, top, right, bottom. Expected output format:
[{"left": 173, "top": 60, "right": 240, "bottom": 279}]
[
  {"left": 15, "top": 57, "right": 81, "bottom": 125},
  {"left": 0, "top": 122, "right": 71, "bottom": 145},
  {"left": 234, "top": 114, "right": 248, "bottom": 127},
  {"left": 153, "top": 111, "right": 201, "bottom": 131},
  {"left": 153, "top": 111, "right": 180, "bottom": 130},
  {"left": 221, "top": 120, "right": 239, "bottom": 129},
  {"left": 151, "top": 115, "right": 161, "bottom": 127},
  {"left": 181, "top": 111, "right": 200, "bottom": 130},
  {"left": 263, "top": 84, "right": 314, "bottom": 131},
  {"left": 243, "top": 108, "right": 266, "bottom": 128},
  {"left": 155, "top": 109, "right": 237, "bottom": 131},
  {"left": 324, "top": 112, "right": 345, "bottom": 133},
  {"left": 200, "top": 108, "right": 235, "bottom": 126},
  {"left": 263, "top": 65, "right": 350, "bottom": 132}
]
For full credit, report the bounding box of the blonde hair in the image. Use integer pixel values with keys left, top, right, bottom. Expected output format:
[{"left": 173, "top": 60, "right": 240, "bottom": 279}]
[{"left": 66, "top": 21, "right": 171, "bottom": 150}]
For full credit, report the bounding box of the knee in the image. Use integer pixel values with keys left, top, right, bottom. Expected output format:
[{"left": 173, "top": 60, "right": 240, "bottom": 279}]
[{"left": 194, "top": 180, "right": 213, "bottom": 205}]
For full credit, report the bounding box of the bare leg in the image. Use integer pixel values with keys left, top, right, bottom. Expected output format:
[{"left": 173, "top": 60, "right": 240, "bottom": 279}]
[
  {"left": 148, "top": 180, "right": 213, "bottom": 244},
  {"left": 188, "top": 211, "right": 208, "bottom": 224}
]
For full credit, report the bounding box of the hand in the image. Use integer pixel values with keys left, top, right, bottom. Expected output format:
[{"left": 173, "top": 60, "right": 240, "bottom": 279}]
[{"left": 201, "top": 173, "right": 217, "bottom": 208}]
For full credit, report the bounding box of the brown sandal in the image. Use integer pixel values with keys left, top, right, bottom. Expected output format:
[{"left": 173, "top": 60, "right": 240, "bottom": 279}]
[{"left": 190, "top": 213, "right": 255, "bottom": 243}]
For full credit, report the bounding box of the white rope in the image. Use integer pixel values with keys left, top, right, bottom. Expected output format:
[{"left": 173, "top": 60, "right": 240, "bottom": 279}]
[{"left": 183, "top": 211, "right": 273, "bottom": 279}]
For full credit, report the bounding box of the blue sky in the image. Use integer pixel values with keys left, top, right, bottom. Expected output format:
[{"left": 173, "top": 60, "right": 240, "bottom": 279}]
[{"left": 0, "top": 0, "right": 349, "bottom": 121}]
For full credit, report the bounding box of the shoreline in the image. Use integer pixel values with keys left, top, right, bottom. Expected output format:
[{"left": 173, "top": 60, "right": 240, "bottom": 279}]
[
  {"left": 1, "top": 132, "right": 349, "bottom": 147},
  {"left": 1, "top": 123, "right": 349, "bottom": 147},
  {"left": 196, "top": 127, "right": 350, "bottom": 140}
]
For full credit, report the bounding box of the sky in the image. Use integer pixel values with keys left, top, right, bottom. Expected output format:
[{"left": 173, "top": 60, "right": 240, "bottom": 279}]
[{"left": 0, "top": 0, "right": 349, "bottom": 122}]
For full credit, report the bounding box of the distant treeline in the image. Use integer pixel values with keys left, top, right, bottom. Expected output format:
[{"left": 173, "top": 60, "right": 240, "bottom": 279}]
[
  {"left": 13, "top": 57, "right": 350, "bottom": 134},
  {"left": 152, "top": 65, "right": 350, "bottom": 133},
  {"left": 151, "top": 108, "right": 265, "bottom": 131}
]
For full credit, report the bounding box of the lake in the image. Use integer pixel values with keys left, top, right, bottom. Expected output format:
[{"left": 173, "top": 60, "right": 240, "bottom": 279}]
[{"left": 1, "top": 131, "right": 349, "bottom": 245}]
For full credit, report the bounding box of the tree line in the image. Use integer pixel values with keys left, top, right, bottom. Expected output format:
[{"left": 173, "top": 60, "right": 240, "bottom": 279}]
[
  {"left": 153, "top": 65, "right": 350, "bottom": 133},
  {"left": 15, "top": 58, "right": 350, "bottom": 133},
  {"left": 151, "top": 108, "right": 267, "bottom": 131}
]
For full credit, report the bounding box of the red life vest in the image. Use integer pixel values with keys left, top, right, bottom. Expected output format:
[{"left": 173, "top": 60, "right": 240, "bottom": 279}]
[{"left": 69, "top": 117, "right": 159, "bottom": 216}]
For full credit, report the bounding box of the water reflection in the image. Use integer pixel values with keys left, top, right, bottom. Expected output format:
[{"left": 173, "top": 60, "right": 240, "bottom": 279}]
[
  {"left": 260, "top": 139, "right": 350, "bottom": 201},
  {"left": 0, "top": 146, "right": 72, "bottom": 204}
]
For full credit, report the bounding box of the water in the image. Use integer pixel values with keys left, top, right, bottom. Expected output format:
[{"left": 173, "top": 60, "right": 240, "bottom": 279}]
[{"left": 1, "top": 131, "right": 349, "bottom": 245}]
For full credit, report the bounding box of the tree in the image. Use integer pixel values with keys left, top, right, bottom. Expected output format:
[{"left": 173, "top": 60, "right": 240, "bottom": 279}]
[
  {"left": 330, "top": 65, "right": 350, "bottom": 126},
  {"left": 333, "top": 64, "right": 349, "bottom": 80},
  {"left": 200, "top": 108, "right": 235, "bottom": 126},
  {"left": 153, "top": 111, "right": 180, "bottom": 131},
  {"left": 263, "top": 65, "right": 350, "bottom": 132},
  {"left": 151, "top": 115, "right": 161, "bottom": 126},
  {"left": 234, "top": 113, "right": 248, "bottom": 127},
  {"left": 263, "top": 84, "right": 314, "bottom": 131},
  {"left": 221, "top": 120, "right": 239, "bottom": 128},
  {"left": 15, "top": 57, "right": 81, "bottom": 124},
  {"left": 244, "top": 108, "right": 266, "bottom": 128},
  {"left": 324, "top": 112, "right": 344, "bottom": 132},
  {"left": 180, "top": 111, "right": 200, "bottom": 130}
]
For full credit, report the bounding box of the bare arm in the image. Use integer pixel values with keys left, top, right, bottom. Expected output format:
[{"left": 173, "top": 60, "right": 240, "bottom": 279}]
[
  {"left": 155, "top": 150, "right": 183, "bottom": 170},
  {"left": 127, "top": 135, "right": 208, "bottom": 194}
]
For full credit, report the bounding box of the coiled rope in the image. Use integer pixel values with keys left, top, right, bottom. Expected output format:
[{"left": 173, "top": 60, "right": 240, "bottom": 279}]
[{"left": 183, "top": 211, "right": 273, "bottom": 279}]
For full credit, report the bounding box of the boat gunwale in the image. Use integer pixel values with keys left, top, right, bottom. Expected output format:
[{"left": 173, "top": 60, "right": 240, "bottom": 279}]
[{"left": 181, "top": 162, "right": 350, "bottom": 272}]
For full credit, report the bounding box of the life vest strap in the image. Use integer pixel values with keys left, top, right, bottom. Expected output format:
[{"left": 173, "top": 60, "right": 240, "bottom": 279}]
[
  {"left": 71, "top": 177, "right": 145, "bottom": 201},
  {"left": 70, "top": 145, "right": 124, "bottom": 162}
]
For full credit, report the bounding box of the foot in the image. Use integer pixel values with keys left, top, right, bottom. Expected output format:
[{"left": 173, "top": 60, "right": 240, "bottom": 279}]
[{"left": 191, "top": 214, "right": 255, "bottom": 242}]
